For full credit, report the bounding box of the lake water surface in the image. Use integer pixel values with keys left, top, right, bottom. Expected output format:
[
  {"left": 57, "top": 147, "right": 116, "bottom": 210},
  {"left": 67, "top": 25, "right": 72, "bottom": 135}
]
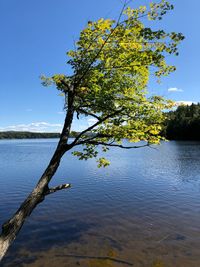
[{"left": 0, "top": 139, "right": 200, "bottom": 267}]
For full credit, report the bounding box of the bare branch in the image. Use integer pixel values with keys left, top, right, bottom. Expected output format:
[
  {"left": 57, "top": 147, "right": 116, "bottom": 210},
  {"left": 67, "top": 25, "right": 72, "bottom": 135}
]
[
  {"left": 77, "top": 108, "right": 101, "bottom": 120},
  {"left": 118, "top": 13, "right": 148, "bottom": 26},
  {"left": 73, "top": 134, "right": 113, "bottom": 147},
  {"left": 55, "top": 253, "right": 133, "bottom": 266},
  {"left": 86, "top": 141, "right": 150, "bottom": 149},
  {"left": 69, "top": 109, "right": 123, "bottom": 147},
  {"left": 116, "top": 0, "right": 128, "bottom": 25},
  {"left": 45, "top": 184, "right": 71, "bottom": 195}
]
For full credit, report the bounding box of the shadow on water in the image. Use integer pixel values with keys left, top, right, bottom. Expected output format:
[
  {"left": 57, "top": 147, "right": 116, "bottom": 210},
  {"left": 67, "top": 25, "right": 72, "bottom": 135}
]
[
  {"left": 29, "top": 219, "right": 97, "bottom": 250},
  {"left": 2, "top": 219, "right": 96, "bottom": 266}
]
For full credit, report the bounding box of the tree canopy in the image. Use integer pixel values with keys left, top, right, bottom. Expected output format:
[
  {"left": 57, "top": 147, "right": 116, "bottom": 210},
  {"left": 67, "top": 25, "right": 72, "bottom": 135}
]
[{"left": 42, "top": 0, "right": 184, "bottom": 166}]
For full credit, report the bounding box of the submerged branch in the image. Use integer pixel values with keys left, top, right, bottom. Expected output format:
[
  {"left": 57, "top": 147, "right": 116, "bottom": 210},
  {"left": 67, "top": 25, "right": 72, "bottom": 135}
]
[{"left": 55, "top": 253, "right": 133, "bottom": 266}]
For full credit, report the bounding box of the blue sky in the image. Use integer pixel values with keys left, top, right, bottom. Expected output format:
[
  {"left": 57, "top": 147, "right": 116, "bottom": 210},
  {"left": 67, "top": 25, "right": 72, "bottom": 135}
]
[{"left": 0, "top": 0, "right": 199, "bottom": 132}]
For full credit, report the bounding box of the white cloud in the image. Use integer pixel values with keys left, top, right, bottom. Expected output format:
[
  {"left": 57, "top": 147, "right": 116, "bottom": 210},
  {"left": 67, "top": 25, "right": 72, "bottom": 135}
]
[
  {"left": 26, "top": 108, "right": 33, "bottom": 112},
  {"left": 57, "top": 111, "right": 65, "bottom": 115},
  {"left": 175, "top": 101, "right": 197, "bottom": 106},
  {"left": 168, "top": 87, "right": 183, "bottom": 92},
  {"left": 0, "top": 122, "right": 63, "bottom": 133}
]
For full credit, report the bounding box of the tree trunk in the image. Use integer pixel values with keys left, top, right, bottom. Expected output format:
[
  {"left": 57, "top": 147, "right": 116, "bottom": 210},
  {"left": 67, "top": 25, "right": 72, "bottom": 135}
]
[
  {"left": 0, "top": 146, "right": 65, "bottom": 261},
  {"left": 0, "top": 93, "right": 75, "bottom": 261}
]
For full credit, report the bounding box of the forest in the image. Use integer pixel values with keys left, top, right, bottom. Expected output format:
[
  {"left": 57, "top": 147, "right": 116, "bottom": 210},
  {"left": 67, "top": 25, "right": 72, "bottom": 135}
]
[
  {"left": 0, "top": 131, "right": 81, "bottom": 139},
  {"left": 165, "top": 103, "right": 200, "bottom": 140},
  {"left": 0, "top": 131, "right": 60, "bottom": 139}
]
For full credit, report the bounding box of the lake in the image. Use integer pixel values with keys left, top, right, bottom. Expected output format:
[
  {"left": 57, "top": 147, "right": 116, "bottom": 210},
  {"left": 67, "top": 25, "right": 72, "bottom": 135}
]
[{"left": 0, "top": 139, "right": 200, "bottom": 267}]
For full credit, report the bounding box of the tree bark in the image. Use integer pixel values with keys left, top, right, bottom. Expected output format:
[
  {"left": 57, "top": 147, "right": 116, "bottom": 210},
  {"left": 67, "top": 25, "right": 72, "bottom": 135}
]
[
  {"left": 0, "top": 92, "right": 75, "bottom": 261},
  {"left": 0, "top": 147, "right": 64, "bottom": 260}
]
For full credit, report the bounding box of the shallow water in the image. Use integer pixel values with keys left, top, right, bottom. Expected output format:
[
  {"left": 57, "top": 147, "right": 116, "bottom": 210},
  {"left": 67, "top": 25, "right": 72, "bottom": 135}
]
[{"left": 0, "top": 139, "right": 200, "bottom": 266}]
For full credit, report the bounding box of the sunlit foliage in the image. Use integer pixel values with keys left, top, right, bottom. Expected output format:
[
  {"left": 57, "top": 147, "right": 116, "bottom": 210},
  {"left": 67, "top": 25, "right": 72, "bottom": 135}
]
[{"left": 41, "top": 0, "right": 184, "bottom": 166}]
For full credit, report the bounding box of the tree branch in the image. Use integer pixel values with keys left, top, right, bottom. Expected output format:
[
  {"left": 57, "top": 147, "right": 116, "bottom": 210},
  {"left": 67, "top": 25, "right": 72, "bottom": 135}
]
[
  {"left": 73, "top": 0, "right": 169, "bottom": 87},
  {"left": 74, "top": 1, "right": 128, "bottom": 87},
  {"left": 86, "top": 140, "right": 150, "bottom": 149},
  {"left": 74, "top": 134, "right": 113, "bottom": 147},
  {"left": 45, "top": 184, "right": 71, "bottom": 195},
  {"left": 77, "top": 108, "right": 101, "bottom": 120},
  {"left": 116, "top": 0, "right": 128, "bottom": 25},
  {"left": 69, "top": 109, "right": 123, "bottom": 148}
]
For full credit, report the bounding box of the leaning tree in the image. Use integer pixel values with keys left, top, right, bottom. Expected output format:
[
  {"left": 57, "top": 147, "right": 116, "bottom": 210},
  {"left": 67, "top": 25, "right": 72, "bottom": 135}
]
[{"left": 0, "top": 0, "right": 184, "bottom": 260}]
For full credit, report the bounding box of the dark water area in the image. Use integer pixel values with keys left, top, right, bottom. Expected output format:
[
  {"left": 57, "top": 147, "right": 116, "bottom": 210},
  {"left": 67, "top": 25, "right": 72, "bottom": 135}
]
[{"left": 0, "top": 139, "right": 200, "bottom": 267}]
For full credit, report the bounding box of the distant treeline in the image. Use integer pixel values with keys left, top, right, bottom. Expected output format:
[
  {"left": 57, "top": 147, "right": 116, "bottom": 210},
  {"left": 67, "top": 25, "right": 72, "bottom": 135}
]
[
  {"left": 1, "top": 104, "right": 200, "bottom": 140},
  {"left": 0, "top": 131, "right": 79, "bottom": 139},
  {"left": 164, "top": 103, "right": 200, "bottom": 140}
]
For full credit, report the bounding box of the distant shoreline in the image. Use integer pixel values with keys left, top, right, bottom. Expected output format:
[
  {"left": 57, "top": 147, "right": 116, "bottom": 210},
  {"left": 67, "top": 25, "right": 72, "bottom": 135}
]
[
  {"left": 0, "top": 131, "right": 60, "bottom": 139},
  {"left": 0, "top": 131, "right": 79, "bottom": 139},
  {"left": 1, "top": 131, "right": 200, "bottom": 141}
]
